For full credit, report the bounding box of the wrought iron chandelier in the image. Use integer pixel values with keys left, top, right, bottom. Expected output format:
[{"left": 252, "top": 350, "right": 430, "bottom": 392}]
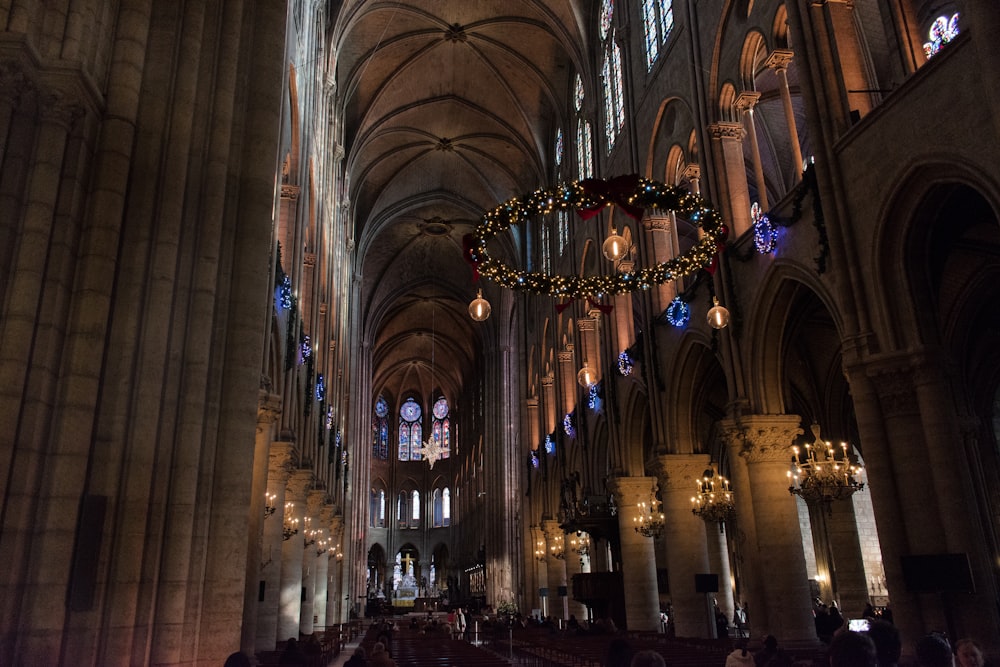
[
  {"left": 633, "top": 496, "right": 665, "bottom": 539},
  {"left": 788, "top": 423, "right": 865, "bottom": 511},
  {"left": 691, "top": 465, "right": 735, "bottom": 531}
]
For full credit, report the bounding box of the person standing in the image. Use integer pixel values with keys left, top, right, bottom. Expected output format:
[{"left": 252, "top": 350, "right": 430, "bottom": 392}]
[{"left": 457, "top": 607, "right": 468, "bottom": 640}]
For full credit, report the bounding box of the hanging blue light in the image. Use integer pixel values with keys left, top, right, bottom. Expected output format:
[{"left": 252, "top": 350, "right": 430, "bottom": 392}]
[
  {"left": 544, "top": 434, "right": 555, "bottom": 455},
  {"left": 315, "top": 374, "right": 325, "bottom": 401},
  {"left": 618, "top": 350, "right": 634, "bottom": 376},
  {"left": 563, "top": 412, "right": 576, "bottom": 438},
  {"left": 751, "top": 202, "right": 777, "bottom": 254},
  {"left": 664, "top": 297, "right": 691, "bottom": 327}
]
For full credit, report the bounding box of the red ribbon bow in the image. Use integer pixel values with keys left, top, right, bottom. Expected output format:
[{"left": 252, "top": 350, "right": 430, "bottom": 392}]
[
  {"left": 577, "top": 174, "right": 645, "bottom": 221},
  {"left": 462, "top": 233, "right": 480, "bottom": 282}
]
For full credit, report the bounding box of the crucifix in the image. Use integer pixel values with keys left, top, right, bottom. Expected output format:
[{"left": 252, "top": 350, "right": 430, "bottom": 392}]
[{"left": 401, "top": 552, "right": 416, "bottom": 576}]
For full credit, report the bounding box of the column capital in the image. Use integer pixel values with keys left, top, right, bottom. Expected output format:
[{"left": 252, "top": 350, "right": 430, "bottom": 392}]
[
  {"left": 541, "top": 519, "right": 564, "bottom": 539},
  {"left": 617, "top": 259, "right": 636, "bottom": 273},
  {"left": 542, "top": 374, "right": 554, "bottom": 388},
  {"left": 307, "top": 488, "right": 327, "bottom": 514},
  {"left": 526, "top": 396, "right": 539, "bottom": 408},
  {"left": 654, "top": 453, "right": 712, "bottom": 491},
  {"left": 735, "top": 90, "right": 761, "bottom": 112},
  {"left": 643, "top": 212, "right": 671, "bottom": 232},
  {"left": 719, "top": 414, "right": 803, "bottom": 464},
  {"left": 281, "top": 184, "right": 301, "bottom": 200},
  {"left": 608, "top": 475, "right": 657, "bottom": 507},
  {"left": 257, "top": 390, "right": 282, "bottom": 426},
  {"left": 286, "top": 469, "right": 315, "bottom": 502},
  {"left": 765, "top": 49, "right": 795, "bottom": 72},
  {"left": 708, "top": 122, "right": 745, "bottom": 141},
  {"left": 558, "top": 347, "right": 574, "bottom": 363},
  {"left": 681, "top": 163, "right": 701, "bottom": 183},
  {"left": 578, "top": 317, "right": 598, "bottom": 333},
  {"left": 303, "top": 252, "right": 316, "bottom": 267},
  {"left": 269, "top": 441, "right": 297, "bottom": 480}
]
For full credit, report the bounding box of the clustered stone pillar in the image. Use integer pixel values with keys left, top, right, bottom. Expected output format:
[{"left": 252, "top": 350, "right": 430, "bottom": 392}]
[
  {"left": 708, "top": 122, "right": 752, "bottom": 237},
  {"left": 764, "top": 49, "right": 805, "bottom": 180},
  {"left": 610, "top": 476, "right": 660, "bottom": 632},
  {"left": 257, "top": 442, "right": 294, "bottom": 652},
  {"left": 325, "top": 516, "right": 343, "bottom": 625},
  {"left": 564, "top": 535, "right": 588, "bottom": 623},
  {"left": 279, "top": 469, "right": 312, "bottom": 642},
  {"left": 656, "top": 454, "right": 712, "bottom": 638},
  {"left": 724, "top": 415, "right": 815, "bottom": 641},
  {"left": 735, "top": 90, "right": 768, "bottom": 210},
  {"left": 531, "top": 524, "right": 548, "bottom": 616}
]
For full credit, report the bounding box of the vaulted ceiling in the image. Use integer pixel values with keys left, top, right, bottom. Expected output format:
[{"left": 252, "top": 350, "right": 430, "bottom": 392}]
[{"left": 333, "top": 1, "right": 591, "bottom": 404}]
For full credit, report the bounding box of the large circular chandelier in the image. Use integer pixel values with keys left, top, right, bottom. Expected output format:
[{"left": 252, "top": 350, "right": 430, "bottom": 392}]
[{"left": 468, "top": 175, "right": 726, "bottom": 299}]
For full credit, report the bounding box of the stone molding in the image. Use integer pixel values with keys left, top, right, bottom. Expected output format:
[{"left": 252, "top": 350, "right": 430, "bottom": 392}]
[
  {"left": 765, "top": 49, "right": 794, "bottom": 72},
  {"left": 735, "top": 90, "right": 761, "bottom": 112},
  {"left": 269, "top": 441, "right": 297, "bottom": 480},
  {"left": 708, "top": 122, "right": 745, "bottom": 141},
  {"left": 281, "top": 184, "right": 300, "bottom": 200},
  {"left": 643, "top": 213, "right": 671, "bottom": 232},
  {"left": 257, "top": 391, "right": 282, "bottom": 426},
  {"left": 286, "top": 469, "right": 315, "bottom": 502},
  {"left": 608, "top": 476, "right": 657, "bottom": 507},
  {"left": 719, "top": 415, "right": 803, "bottom": 464},
  {"left": 654, "top": 453, "right": 712, "bottom": 491},
  {"left": 558, "top": 348, "right": 574, "bottom": 363}
]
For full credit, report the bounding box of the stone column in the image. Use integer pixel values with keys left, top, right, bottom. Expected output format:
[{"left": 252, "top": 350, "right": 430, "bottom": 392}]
[
  {"left": 613, "top": 259, "right": 638, "bottom": 344},
  {"left": 708, "top": 122, "right": 752, "bottom": 237},
  {"left": 578, "top": 315, "right": 601, "bottom": 383},
  {"left": 564, "top": 535, "right": 588, "bottom": 623},
  {"left": 531, "top": 525, "right": 549, "bottom": 617},
  {"left": 825, "top": 497, "right": 868, "bottom": 618},
  {"left": 706, "top": 520, "right": 736, "bottom": 624},
  {"left": 610, "top": 477, "right": 660, "bottom": 632},
  {"left": 642, "top": 215, "right": 676, "bottom": 314},
  {"left": 325, "top": 516, "right": 343, "bottom": 625},
  {"left": 279, "top": 469, "right": 312, "bottom": 642},
  {"left": 313, "top": 504, "right": 334, "bottom": 629},
  {"left": 656, "top": 454, "right": 713, "bottom": 638},
  {"left": 299, "top": 489, "right": 326, "bottom": 635},
  {"left": 543, "top": 520, "right": 568, "bottom": 620},
  {"left": 764, "top": 50, "right": 804, "bottom": 180},
  {"left": 243, "top": 390, "right": 282, "bottom": 655},
  {"left": 256, "top": 442, "right": 294, "bottom": 651},
  {"left": 731, "top": 415, "right": 815, "bottom": 641},
  {"left": 542, "top": 375, "right": 557, "bottom": 436},
  {"left": 735, "top": 91, "right": 768, "bottom": 210},
  {"left": 526, "top": 397, "right": 540, "bottom": 452},
  {"left": 557, "top": 347, "right": 576, "bottom": 419}
]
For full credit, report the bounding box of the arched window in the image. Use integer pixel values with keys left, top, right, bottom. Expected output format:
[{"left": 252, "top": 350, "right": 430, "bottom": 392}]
[
  {"left": 398, "top": 397, "right": 422, "bottom": 461},
  {"left": 433, "top": 487, "right": 452, "bottom": 527},
  {"left": 397, "top": 491, "right": 408, "bottom": 527},
  {"left": 600, "top": 0, "right": 625, "bottom": 151},
  {"left": 411, "top": 490, "right": 420, "bottom": 524},
  {"left": 554, "top": 128, "right": 564, "bottom": 167},
  {"left": 373, "top": 396, "right": 389, "bottom": 460},
  {"left": 642, "top": 0, "right": 674, "bottom": 69},
  {"left": 574, "top": 74, "right": 593, "bottom": 181},
  {"left": 369, "top": 486, "right": 386, "bottom": 527},
  {"left": 923, "top": 12, "right": 960, "bottom": 59},
  {"left": 431, "top": 396, "right": 451, "bottom": 459}
]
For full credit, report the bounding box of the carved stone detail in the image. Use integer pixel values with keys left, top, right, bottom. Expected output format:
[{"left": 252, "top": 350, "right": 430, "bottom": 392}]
[
  {"left": 708, "top": 122, "right": 745, "bottom": 141},
  {"left": 765, "top": 49, "right": 794, "bottom": 72},
  {"left": 644, "top": 213, "right": 671, "bottom": 232},
  {"left": 735, "top": 90, "right": 761, "bottom": 112},
  {"left": 286, "top": 469, "right": 315, "bottom": 502},
  {"left": 257, "top": 391, "right": 282, "bottom": 429},
  {"left": 269, "top": 441, "right": 296, "bottom": 480},
  {"left": 654, "top": 454, "right": 711, "bottom": 491},
  {"left": 869, "top": 367, "right": 919, "bottom": 418},
  {"left": 608, "top": 476, "right": 657, "bottom": 507},
  {"left": 718, "top": 415, "right": 803, "bottom": 464},
  {"left": 281, "top": 184, "right": 300, "bottom": 200}
]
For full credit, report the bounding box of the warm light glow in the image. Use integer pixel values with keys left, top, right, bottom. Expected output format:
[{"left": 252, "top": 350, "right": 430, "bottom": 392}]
[
  {"left": 468, "top": 289, "right": 491, "bottom": 321},
  {"left": 707, "top": 296, "right": 730, "bottom": 329},
  {"left": 602, "top": 230, "right": 627, "bottom": 261},
  {"left": 577, "top": 365, "right": 597, "bottom": 388}
]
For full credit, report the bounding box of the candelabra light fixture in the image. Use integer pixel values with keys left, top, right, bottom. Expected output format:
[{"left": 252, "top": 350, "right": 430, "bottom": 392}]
[
  {"left": 334, "top": 544, "right": 344, "bottom": 562},
  {"left": 282, "top": 502, "right": 299, "bottom": 541},
  {"left": 534, "top": 540, "right": 548, "bottom": 562},
  {"left": 691, "top": 465, "right": 736, "bottom": 532},
  {"left": 264, "top": 492, "right": 277, "bottom": 518},
  {"left": 788, "top": 423, "right": 865, "bottom": 512},
  {"left": 316, "top": 538, "right": 329, "bottom": 557},
  {"left": 633, "top": 495, "right": 665, "bottom": 539},
  {"left": 569, "top": 532, "right": 591, "bottom": 560},
  {"left": 549, "top": 534, "right": 566, "bottom": 560},
  {"left": 302, "top": 516, "right": 319, "bottom": 547}
]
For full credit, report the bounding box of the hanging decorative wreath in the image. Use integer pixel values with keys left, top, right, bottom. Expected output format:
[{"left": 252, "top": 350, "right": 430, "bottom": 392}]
[
  {"left": 664, "top": 296, "right": 691, "bottom": 327},
  {"left": 468, "top": 175, "right": 727, "bottom": 298}
]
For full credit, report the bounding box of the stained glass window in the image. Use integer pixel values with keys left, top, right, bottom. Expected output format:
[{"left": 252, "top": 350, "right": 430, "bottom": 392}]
[
  {"left": 600, "top": 0, "right": 614, "bottom": 40},
  {"left": 431, "top": 396, "right": 451, "bottom": 459},
  {"left": 923, "top": 13, "right": 959, "bottom": 59},
  {"left": 555, "top": 128, "right": 564, "bottom": 166},
  {"left": 577, "top": 120, "right": 593, "bottom": 179},
  {"left": 574, "top": 74, "right": 585, "bottom": 112},
  {"left": 411, "top": 490, "right": 420, "bottom": 521},
  {"left": 557, "top": 210, "right": 569, "bottom": 256},
  {"left": 602, "top": 30, "right": 625, "bottom": 151},
  {"left": 373, "top": 396, "right": 389, "bottom": 460},
  {"left": 541, "top": 220, "right": 552, "bottom": 274},
  {"left": 433, "top": 487, "right": 452, "bottom": 527},
  {"left": 642, "top": 0, "right": 674, "bottom": 69},
  {"left": 398, "top": 397, "right": 422, "bottom": 461}
]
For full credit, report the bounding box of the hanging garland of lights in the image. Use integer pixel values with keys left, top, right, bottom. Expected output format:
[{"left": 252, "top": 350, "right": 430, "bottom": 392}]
[
  {"left": 469, "top": 175, "right": 726, "bottom": 298},
  {"left": 751, "top": 202, "right": 777, "bottom": 254},
  {"left": 617, "top": 350, "right": 634, "bottom": 376}
]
